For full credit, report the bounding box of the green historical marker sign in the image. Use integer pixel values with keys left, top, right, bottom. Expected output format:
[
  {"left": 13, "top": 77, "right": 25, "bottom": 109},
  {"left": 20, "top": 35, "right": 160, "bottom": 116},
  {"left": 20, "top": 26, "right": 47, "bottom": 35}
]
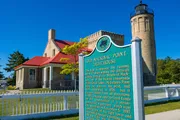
[{"left": 79, "top": 35, "right": 144, "bottom": 120}]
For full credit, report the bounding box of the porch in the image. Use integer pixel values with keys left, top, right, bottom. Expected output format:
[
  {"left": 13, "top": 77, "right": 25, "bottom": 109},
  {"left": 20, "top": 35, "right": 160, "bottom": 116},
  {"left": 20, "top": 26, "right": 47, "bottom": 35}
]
[{"left": 42, "top": 64, "right": 79, "bottom": 90}]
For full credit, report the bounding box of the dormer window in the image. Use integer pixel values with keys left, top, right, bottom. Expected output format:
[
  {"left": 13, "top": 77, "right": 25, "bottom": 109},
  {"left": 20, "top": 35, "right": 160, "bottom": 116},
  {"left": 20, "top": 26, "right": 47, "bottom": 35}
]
[
  {"left": 53, "top": 49, "right": 55, "bottom": 56},
  {"left": 45, "top": 53, "right": 47, "bottom": 57}
]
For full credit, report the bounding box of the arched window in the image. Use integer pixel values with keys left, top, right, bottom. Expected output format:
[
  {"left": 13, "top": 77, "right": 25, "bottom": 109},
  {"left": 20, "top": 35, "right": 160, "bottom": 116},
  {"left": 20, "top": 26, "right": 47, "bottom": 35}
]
[
  {"left": 145, "top": 17, "right": 149, "bottom": 31},
  {"left": 133, "top": 18, "right": 137, "bottom": 32},
  {"left": 138, "top": 17, "right": 143, "bottom": 31}
]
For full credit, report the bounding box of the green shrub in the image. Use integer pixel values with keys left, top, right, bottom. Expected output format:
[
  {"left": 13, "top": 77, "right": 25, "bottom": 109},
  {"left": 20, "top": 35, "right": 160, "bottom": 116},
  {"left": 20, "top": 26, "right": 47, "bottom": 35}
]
[{"left": 7, "top": 85, "right": 16, "bottom": 90}]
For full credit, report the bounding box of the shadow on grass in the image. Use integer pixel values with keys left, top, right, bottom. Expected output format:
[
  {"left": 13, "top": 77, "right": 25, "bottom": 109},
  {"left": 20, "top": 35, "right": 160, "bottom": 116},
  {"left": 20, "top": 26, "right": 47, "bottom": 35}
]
[
  {"left": 25, "top": 114, "right": 79, "bottom": 120},
  {"left": 145, "top": 100, "right": 180, "bottom": 107}
]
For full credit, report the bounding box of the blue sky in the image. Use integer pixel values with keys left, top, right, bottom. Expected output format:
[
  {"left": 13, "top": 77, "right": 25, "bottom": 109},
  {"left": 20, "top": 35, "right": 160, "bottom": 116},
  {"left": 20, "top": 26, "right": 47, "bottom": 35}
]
[{"left": 0, "top": 0, "right": 180, "bottom": 77}]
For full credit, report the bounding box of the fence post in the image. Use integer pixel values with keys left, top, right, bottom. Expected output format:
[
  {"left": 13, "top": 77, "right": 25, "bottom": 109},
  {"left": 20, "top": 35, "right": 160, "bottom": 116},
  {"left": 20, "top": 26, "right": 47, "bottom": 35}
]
[
  {"left": 63, "top": 95, "right": 68, "bottom": 110},
  {"left": 2, "top": 94, "right": 3, "bottom": 116},
  {"left": 175, "top": 88, "right": 179, "bottom": 97},
  {"left": 165, "top": 87, "right": 170, "bottom": 99}
]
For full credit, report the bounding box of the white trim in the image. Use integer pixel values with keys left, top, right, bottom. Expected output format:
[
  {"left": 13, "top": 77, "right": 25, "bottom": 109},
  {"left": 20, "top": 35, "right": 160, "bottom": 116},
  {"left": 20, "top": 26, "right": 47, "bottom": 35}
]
[
  {"left": 43, "top": 67, "right": 48, "bottom": 88},
  {"left": 49, "top": 66, "right": 53, "bottom": 81},
  {"left": 131, "top": 37, "right": 145, "bottom": 120},
  {"left": 49, "top": 66, "right": 53, "bottom": 89},
  {"left": 15, "top": 66, "right": 39, "bottom": 71},
  {"left": 95, "top": 35, "right": 112, "bottom": 53},
  {"left": 79, "top": 53, "right": 84, "bottom": 120},
  {"left": 40, "top": 63, "right": 63, "bottom": 68},
  {"left": 84, "top": 35, "right": 131, "bottom": 58},
  {"left": 83, "top": 45, "right": 96, "bottom": 58},
  {"left": 15, "top": 63, "right": 64, "bottom": 71}
]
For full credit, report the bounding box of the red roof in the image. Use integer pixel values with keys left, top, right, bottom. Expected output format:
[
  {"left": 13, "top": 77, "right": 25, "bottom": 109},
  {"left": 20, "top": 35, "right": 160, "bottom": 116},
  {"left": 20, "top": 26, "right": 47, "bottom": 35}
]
[
  {"left": 55, "top": 39, "right": 92, "bottom": 52},
  {"left": 23, "top": 56, "right": 50, "bottom": 66},
  {"left": 14, "top": 56, "right": 50, "bottom": 69},
  {"left": 48, "top": 52, "right": 78, "bottom": 64},
  {"left": 15, "top": 52, "right": 78, "bottom": 70},
  {"left": 15, "top": 39, "right": 92, "bottom": 70},
  {"left": 55, "top": 39, "right": 74, "bottom": 49}
]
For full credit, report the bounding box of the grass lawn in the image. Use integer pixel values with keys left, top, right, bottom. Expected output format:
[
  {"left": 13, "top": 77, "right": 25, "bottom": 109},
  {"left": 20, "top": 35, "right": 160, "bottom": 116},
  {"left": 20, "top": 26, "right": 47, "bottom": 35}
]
[
  {"left": 58, "top": 116, "right": 79, "bottom": 120},
  {"left": 0, "top": 88, "right": 73, "bottom": 95},
  {"left": 145, "top": 100, "right": 180, "bottom": 114},
  {"left": 29, "top": 115, "right": 79, "bottom": 120},
  {"left": 0, "top": 88, "right": 50, "bottom": 95},
  {"left": 21, "top": 88, "right": 51, "bottom": 92},
  {"left": 0, "top": 90, "right": 6, "bottom": 94}
]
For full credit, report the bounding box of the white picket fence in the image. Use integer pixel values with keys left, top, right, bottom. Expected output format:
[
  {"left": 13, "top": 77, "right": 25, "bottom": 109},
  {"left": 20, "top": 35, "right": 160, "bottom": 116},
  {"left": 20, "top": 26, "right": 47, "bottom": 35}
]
[
  {"left": 0, "top": 90, "right": 79, "bottom": 120},
  {"left": 0, "top": 85, "right": 180, "bottom": 120}
]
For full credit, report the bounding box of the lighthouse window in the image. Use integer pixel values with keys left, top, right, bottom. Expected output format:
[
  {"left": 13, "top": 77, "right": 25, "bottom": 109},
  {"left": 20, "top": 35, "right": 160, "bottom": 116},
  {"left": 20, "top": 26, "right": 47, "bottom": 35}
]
[
  {"left": 138, "top": 17, "right": 143, "bottom": 31},
  {"left": 145, "top": 17, "right": 149, "bottom": 31},
  {"left": 133, "top": 19, "right": 137, "bottom": 32}
]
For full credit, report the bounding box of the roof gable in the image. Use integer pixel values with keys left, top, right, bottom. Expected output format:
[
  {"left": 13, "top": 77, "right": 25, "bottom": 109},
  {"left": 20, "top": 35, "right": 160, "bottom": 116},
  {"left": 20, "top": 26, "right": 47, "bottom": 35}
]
[
  {"left": 55, "top": 39, "right": 75, "bottom": 49},
  {"left": 15, "top": 39, "right": 92, "bottom": 70}
]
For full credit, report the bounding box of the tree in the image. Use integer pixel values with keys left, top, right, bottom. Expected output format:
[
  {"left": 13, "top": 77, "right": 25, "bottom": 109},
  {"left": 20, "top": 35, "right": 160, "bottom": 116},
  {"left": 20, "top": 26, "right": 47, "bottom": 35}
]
[
  {"left": 60, "top": 38, "right": 88, "bottom": 90},
  {"left": 0, "top": 66, "right": 4, "bottom": 80},
  {"left": 157, "top": 57, "right": 180, "bottom": 84},
  {"left": 0, "top": 58, "right": 4, "bottom": 79},
  {"left": 0, "top": 71, "right": 4, "bottom": 79},
  {"left": 4, "top": 51, "right": 29, "bottom": 85}
]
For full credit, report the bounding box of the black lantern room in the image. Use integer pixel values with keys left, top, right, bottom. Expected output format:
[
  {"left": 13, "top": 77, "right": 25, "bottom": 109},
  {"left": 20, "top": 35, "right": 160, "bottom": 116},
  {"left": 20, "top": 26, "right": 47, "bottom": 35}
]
[{"left": 130, "top": 1, "right": 154, "bottom": 18}]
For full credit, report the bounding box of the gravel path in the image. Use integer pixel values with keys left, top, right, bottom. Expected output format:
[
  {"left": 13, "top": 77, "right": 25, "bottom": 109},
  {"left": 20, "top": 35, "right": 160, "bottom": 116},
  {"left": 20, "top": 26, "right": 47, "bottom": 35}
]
[{"left": 146, "top": 109, "right": 180, "bottom": 120}]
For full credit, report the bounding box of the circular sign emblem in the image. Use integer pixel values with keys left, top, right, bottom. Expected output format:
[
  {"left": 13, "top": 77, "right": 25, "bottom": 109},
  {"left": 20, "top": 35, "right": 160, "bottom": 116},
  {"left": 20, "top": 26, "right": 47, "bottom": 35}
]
[{"left": 96, "top": 36, "right": 111, "bottom": 52}]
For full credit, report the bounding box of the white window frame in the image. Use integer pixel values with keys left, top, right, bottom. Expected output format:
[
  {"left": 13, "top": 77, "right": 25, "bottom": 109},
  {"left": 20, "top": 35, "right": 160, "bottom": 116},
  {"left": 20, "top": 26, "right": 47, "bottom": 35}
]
[{"left": 29, "top": 69, "right": 36, "bottom": 81}]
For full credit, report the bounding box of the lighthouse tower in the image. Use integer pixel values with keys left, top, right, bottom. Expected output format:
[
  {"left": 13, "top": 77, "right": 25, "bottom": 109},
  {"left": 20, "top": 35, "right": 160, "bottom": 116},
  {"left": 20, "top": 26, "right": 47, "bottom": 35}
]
[{"left": 130, "top": 1, "right": 157, "bottom": 86}]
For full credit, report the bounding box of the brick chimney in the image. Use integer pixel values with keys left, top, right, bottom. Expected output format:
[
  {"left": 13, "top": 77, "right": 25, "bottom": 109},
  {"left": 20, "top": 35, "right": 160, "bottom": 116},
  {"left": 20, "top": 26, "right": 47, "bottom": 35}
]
[{"left": 48, "top": 29, "right": 56, "bottom": 40}]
